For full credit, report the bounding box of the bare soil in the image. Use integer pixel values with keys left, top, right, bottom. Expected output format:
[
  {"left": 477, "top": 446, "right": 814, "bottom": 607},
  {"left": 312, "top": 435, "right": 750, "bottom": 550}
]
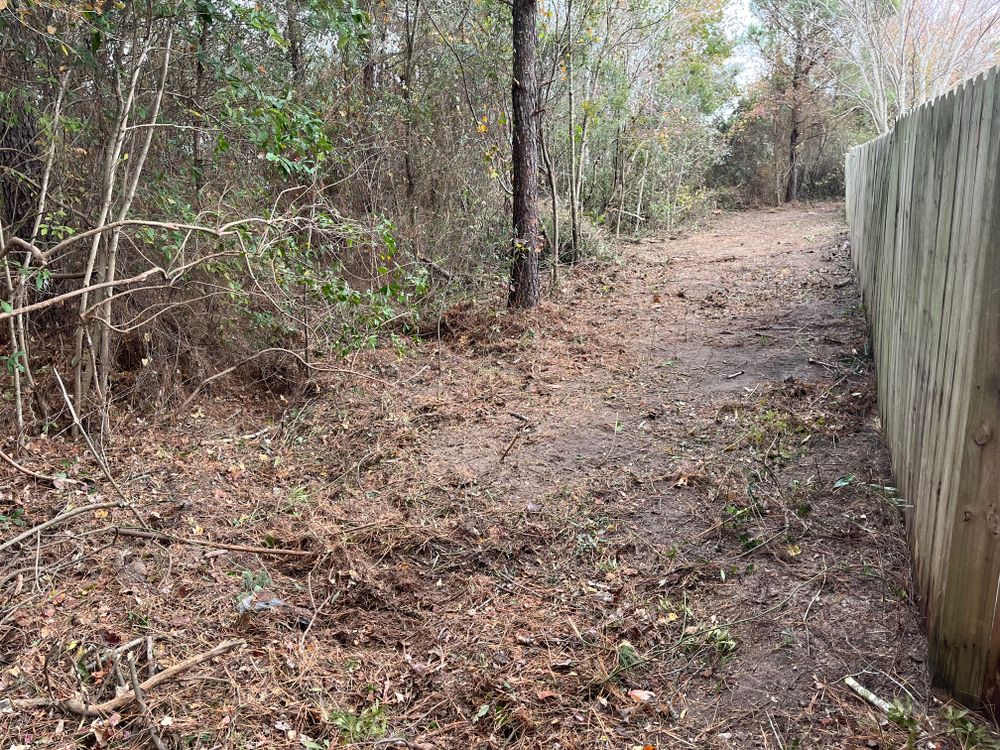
[{"left": 2, "top": 204, "right": 984, "bottom": 749}]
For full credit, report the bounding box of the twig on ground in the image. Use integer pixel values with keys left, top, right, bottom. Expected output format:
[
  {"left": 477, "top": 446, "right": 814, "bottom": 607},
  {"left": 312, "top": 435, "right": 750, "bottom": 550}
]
[
  {"left": 0, "top": 501, "right": 124, "bottom": 555},
  {"left": 300, "top": 590, "right": 340, "bottom": 648},
  {"left": 499, "top": 432, "right": 522, "bottom": 463},
  {"left": 84, "top": 637, "right": 148, "bottom": 675},
  {"left": 844, "top": 675, "right": 892, "bottom": 714},
  {"left": 112, "top": 526, "right": 313, "bottom": 557},
  {"left": 766, "top": 710, "right": 786, "bottom": 750},
  {"left": 126, "top": 653, "right": 168, "bottom": 750},
  {"left": 0, "top": 448, "right": 76, "bottom": 485},
  {"left": 9, "top": 639, "right": 244, "bottom": 717}
]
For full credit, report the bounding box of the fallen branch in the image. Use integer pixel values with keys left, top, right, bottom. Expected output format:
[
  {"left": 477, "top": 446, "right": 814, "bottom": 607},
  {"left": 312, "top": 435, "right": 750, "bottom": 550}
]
[
  {"left": 8, "top": 639, "right": 244, "bottom": 717},
  {"left": 126, "top": 653, "right": 167, "bottom": 750},
  {"left": 84, "top": 637, "right": 149, "bottom": 675},
  {"left": 0, "top": 501, "right": 124, "bottom": 555},
  {"left": 0, "top": 448, "right": 76, "bottom": 485},
  {"left": 112, "top": 526, "right": 313, "bottom": 557},
  {"left": 844, "top": 675, "right": 892, "bottom": 714},
  {"left": 499, "top": 431, "right": 522, "bottom": 463},
  {"left": 52, "top": 369, "right": 131, "bottom": 504}
]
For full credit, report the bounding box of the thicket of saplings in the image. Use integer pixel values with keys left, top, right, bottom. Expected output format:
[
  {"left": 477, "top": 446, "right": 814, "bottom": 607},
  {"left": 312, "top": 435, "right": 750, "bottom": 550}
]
[{"left": 0, "top": 0, "right": 928, "bottom": 445}]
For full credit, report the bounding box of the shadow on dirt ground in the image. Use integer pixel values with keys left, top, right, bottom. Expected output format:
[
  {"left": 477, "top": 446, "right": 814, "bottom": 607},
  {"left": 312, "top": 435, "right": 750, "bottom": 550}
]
[{"left": 5, "top": 204, "right": 981, "bottom": 749}]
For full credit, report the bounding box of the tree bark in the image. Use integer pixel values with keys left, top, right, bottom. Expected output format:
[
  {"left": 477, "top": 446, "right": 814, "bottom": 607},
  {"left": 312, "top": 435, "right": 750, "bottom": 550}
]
[
  {"left": 193, "top": 11, "right": 210, "bottom": 201},
  {"left": 785, "top": 115, "right": 800, "bottom": 203},
  {"left": 539, "top": 112, "right": 558, "bottom": 284},
  {"left": 402, "top": 0, "right": 419, "bottom": 225},
  {"left": 509, "top": 0, "right": 541, "bottom": 309},
  {"left": 567, "top": 0, "right": 580, "bottom": 262},
  {"left": 286, "top": 0, "right": 303, "bottom": 83},
  {"left": 785, "top": 44, "right": 803, "bottom": 204}
]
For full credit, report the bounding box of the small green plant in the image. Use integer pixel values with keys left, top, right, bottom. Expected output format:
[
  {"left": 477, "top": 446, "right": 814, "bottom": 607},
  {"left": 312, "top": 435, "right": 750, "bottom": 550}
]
[
  {"left": 127, "top": 610, "right": 150, "bottom": 630},
  {"left": 657, "top": 596, "right": 693, "bottom": 620},
  {"left": 328, "top": 703, "right": 387, "bottom": 742},
  {"left": 738, "top": 533, "right": 763, "bottom": 552},
  {"left": 180, "top": 732, "right": 214, "bottom": 748},
  {"left": 596, "top": 556, "right": 620, "bottom": 573},
  {"left": 493, "top": 703, "right": 515, "bottom": 734},
  {"left": 281, "top": 485, "right": 311, "bottom": 516},
  {"left": 723, "top": 502, "right": 752, "bottom": 527},
  {"left": 833, "top": 474, "right": 856, "bottom": 489},
  {"left": 229, "top": 509, "right": 267, "bottom": 527},
  {"left": 888, "top": 697, "right": 920, "bottom": 748},
  {"left": 0, "top": 507, "right": 26, "bottom": 528},
  {"left": 1, "top": 349, "right": 25, "bottom": 375},
  {"left": 573, "top": 517, "right": 611, "bottom": 557},
  {"left": 236, "top": 569, "right": 272, "bottom": 600},
  {"left": 705, "top": 627, "right": 738, "bottom": 659},
  {"left": 615, "top": 640, "right": 642, "bottom": 674},
  {"left": 472, "top": 703, "right": 491, "bottom": 724},
  {"left": 944, "top": 705, "right": 1000, "bottom": 749},
  {"left": 681, "top": 626, "right": 738, "bottom": 663},
  {"left": 575, "top": 530, "right": 601, "bottom": 554}
]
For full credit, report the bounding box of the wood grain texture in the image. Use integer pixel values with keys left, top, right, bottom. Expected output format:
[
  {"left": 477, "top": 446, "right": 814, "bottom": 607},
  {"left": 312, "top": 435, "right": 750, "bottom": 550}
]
[{"left": 846, "top": 65, "right": 1000, "bottom": 711}]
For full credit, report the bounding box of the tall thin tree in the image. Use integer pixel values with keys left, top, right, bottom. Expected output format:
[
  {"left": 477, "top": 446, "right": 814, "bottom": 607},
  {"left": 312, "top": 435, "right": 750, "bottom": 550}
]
[{"left": 509, "top": 0, "right": 541, "bottom": 308}]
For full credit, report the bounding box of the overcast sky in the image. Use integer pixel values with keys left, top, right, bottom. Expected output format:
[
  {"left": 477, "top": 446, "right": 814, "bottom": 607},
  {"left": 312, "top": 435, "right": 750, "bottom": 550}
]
[{"left": 724, "top": 0, "right": 766, "bottom": 87}]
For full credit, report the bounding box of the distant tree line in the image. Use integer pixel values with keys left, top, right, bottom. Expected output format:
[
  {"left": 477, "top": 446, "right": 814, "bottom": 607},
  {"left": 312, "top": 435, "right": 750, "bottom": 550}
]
[{"left": 0, "top": 0, "right": 996, "bottom": 442}]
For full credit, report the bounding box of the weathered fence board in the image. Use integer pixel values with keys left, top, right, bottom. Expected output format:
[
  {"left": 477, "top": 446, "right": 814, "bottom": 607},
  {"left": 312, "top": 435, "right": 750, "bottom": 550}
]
[{"left": 846, "top": 66, "right": 1000, "bottom": 710}]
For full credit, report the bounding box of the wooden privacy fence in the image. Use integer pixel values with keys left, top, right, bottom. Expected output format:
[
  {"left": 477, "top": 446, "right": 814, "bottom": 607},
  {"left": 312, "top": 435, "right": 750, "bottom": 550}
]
[{"left": 845, "top": 65, "right": 1000, "bottom": 710}]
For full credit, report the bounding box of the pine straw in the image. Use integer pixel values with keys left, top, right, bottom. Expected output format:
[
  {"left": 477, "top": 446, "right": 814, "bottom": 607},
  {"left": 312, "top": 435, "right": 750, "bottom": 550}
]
[{"left": 1, "top": 205, "right": 993, "bottom": 749}]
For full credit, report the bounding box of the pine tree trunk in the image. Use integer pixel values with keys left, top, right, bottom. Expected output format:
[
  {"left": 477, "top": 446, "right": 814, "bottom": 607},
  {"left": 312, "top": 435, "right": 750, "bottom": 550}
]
[
  {"left": 785, "top": 43, "right": 803, "bottom": 204},
  {"left": 785, "top": 115, "right": 799, "bottom": 203},
  {"left": 509, "top": 0, "right": 541, "bottom": 308}
]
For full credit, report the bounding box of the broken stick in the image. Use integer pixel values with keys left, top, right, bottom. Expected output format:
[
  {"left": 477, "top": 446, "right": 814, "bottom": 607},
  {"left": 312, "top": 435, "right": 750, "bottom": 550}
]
[
  {"left": 112, "top": 527, "right": 312, "bottom": 557},
  {"left": 8, "top": 639, "right": 244, "bottom": 717},
  {"left": 844, "top": 675, "right": 892, "bottom": 714},
  {"left": 126, "top": 653, "right": 167, "bottom": 750},
  {"left": 0, "top": 501, "right": 124, "bottom": 555}
]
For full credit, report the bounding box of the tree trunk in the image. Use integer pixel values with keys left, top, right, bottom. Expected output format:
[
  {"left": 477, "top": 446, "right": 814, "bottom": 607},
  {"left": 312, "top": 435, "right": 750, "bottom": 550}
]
[
  {"left": 785, "top": 42, "right": 803, "bottom": 203},
  {"left": 539, "top": 113, "right": 558, "bottom": 285},
  {"left": 566, "top": 0, "right": 580, "bottom": 262},
  {"left": 509, "top": 0, "right": 540, "bottom": 309},
  {"left": 402, "top": 0, "right": 419, "bottom": 226},
  {"left": 785, "top": 115, "right": 799, "bottom": 203},
  {"left": 193, "top": 12, "right": 210, "bottom": 202},
  {"left": 286, "top": 0, "right": 303, "bottom": 83}
]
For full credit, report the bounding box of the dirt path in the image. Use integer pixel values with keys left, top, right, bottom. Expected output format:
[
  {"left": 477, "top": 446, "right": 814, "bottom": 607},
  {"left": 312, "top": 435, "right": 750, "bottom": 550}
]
[
  {"left": 4, "top": 205, "right": 940, "bottom": 749},
  {"left": 387, "top": 203, "right": 927, "bottom": 748}
]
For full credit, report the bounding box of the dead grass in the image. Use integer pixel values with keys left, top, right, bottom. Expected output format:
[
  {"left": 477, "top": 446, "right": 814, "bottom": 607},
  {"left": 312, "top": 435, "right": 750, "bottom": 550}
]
[{"left": 2, "top": 204, "right": 998, "bottom": 750}]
